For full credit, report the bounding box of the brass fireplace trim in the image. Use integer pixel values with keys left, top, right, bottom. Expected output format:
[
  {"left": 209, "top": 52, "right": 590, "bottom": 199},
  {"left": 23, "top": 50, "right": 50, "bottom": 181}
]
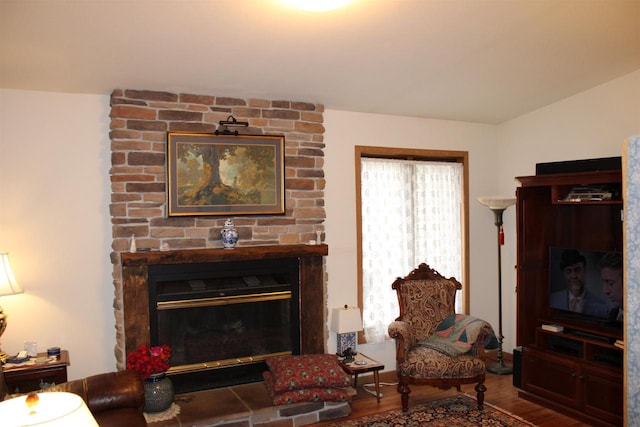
[
  {"left": 157, "top": 291, "right": 291, "bottom": 310},
  {"left": 167, "top": 350, "right": 292, "bottom": 375}
]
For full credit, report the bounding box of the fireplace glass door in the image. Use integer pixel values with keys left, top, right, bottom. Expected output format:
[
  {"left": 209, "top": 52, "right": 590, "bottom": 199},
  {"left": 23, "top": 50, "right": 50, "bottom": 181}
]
[
  {"left": 147, "top": 259, "right": 300, "bottom": 392},
  {"left": 157, "top": 291, "right": 293, "bottom": 369}
]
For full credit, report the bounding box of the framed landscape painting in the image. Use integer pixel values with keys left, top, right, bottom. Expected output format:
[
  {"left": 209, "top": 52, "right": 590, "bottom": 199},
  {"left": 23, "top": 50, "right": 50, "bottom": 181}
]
[{"left": 167, "top": 132, "right": 285, "bottom": 216}]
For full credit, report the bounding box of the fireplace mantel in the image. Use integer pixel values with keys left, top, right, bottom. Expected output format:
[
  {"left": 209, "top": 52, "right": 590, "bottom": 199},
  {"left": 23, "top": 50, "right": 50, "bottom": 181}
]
[
  {"left": 121, "top": 244, "right": 328, "bottom": 267},
  {"left": 120, "top": 244, "right": 329, "bottom": 366}
]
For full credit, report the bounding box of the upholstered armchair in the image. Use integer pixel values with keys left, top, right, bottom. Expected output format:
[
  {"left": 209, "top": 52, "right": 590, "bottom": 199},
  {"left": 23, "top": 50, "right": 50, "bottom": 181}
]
[{"left": 388, "top": 263, "right": 496, "bottom": 412}]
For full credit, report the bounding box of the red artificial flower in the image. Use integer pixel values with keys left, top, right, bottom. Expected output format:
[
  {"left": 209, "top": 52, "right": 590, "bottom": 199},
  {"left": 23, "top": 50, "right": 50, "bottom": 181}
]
[{"left": 126, "top": 344, "right": 171, "bottom": 380}]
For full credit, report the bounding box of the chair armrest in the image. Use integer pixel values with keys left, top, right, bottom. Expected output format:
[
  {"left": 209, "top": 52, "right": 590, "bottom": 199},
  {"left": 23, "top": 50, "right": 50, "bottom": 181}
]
[
  {"left": 46, "top": 370, "right": 144, "bottom": 415},
  {"left": 388, "top": 320, "right": 415, "bottom": 362}
]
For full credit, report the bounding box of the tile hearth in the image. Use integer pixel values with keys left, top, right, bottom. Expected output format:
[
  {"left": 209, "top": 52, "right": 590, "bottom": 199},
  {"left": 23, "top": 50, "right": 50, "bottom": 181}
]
[{"left": 149, "top": 381, "right": 352, "bottom": 427}]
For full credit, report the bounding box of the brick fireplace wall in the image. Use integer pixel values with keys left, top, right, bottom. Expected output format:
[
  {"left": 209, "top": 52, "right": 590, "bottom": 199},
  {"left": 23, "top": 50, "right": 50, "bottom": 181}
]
[{"left": 109, "top": 89, "right": 326, "bottom": 368}]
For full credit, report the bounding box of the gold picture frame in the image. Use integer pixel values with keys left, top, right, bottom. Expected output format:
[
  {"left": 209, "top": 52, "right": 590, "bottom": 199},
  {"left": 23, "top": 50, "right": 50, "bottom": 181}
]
[{"left": 167, "top": 132, "right": 285, "bottom": 216}]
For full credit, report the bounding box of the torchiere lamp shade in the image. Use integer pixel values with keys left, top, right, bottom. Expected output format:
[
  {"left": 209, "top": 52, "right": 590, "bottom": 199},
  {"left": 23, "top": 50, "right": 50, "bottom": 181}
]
[{"left": 477, "top": 196, "right": 516, "bottom": 211}]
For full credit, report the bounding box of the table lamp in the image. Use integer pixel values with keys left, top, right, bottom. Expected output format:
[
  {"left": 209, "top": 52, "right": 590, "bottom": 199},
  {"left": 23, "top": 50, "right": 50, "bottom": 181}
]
[
  {"left": 0, "top": 252, "right": 23, "bottom": 363},
  {"left": 477, "top": 196, "right": 516, "bottom": 375},
  {"left": 0, "top": 392, "right": 99, "bottom": 427},
  {"left": 331, "top": 305, "right": 363, "bottom": 363}
]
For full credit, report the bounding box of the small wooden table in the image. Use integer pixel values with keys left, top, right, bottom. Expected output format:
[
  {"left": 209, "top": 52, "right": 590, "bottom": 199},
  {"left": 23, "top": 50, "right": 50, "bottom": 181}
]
[
  {"left": 338, "top": 352, "right": 384, "bottom": 401},
  {"left": 2, "top": 350, "right": 70, "bottom": 394}
]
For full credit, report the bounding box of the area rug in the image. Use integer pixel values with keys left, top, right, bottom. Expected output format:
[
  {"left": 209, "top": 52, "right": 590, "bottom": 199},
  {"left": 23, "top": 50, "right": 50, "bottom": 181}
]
[{"left": 324, "top": 394, "right": 536, "bottom": 426}]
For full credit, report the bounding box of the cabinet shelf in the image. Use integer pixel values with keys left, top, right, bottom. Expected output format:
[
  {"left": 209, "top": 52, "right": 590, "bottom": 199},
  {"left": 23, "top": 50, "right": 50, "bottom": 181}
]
[
  {"left": 536, "top": 317, "right": 622, "bottom": 341},
  {"left": 552, "top": 200, "right": 623, "bottom": 206},
  {"left": 535, "top": 327, "right": 623, "bottom": 369}
]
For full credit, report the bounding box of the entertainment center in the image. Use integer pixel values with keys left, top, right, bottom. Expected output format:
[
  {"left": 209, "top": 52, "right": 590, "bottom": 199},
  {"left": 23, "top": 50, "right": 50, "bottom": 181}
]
[{"left": 515, "top": 160, "right": 623, "bottom": 427}]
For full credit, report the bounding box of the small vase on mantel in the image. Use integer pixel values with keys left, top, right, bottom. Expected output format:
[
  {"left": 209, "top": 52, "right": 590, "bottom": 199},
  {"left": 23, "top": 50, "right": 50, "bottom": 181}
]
[
  {"left": 143, "top": 372, "right": 174, "bottom": 413},
  {"left": 130, "top": 234, "right": 137, "bottom": 253},
  {"left": 221, "top": 218, "right": 239, "bottom": 249}
]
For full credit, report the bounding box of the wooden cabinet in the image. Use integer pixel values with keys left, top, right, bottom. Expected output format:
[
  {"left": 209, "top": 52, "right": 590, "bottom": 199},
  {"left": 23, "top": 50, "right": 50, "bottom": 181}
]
[
  {"left": 522, "top": 348, "right": 581, "bottom": 408},
  {"left": 515, "top": 170, "right": 623, "bottom": 427},
  {"left": 522, "top": 344, "right": 622, "bottom": 426},
  {"left": 3, "top": 350, "right": 70, "bottom": 394}
]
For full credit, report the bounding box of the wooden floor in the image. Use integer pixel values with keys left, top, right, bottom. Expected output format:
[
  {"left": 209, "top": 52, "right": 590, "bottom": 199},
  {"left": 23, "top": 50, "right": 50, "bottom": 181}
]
[{"left": 314, "top": 365, "right": 590, "bottom": 426}]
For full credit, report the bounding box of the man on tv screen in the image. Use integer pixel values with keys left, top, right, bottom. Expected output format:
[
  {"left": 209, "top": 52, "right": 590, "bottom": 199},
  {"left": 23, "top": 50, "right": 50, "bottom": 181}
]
[
  {"left": 550, "top": 249, "right": 608, "bottom": 318},
  {"left": 600, "top": 252, "right": 623, "bottom": 321}
]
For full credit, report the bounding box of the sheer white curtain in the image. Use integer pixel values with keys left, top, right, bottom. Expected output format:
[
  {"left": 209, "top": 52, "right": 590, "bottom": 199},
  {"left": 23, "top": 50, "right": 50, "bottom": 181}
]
[{"left": 361, "top": 158, "right": 463, "bottom": 343}]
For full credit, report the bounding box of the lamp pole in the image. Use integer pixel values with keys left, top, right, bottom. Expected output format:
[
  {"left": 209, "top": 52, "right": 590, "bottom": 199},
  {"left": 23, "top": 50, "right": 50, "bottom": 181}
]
[
  {"left": 486, "top": 207, "right": 512, "bottom": 375},
  {"left": 476, "top": 196, "right": 515, "bottom": 376}
]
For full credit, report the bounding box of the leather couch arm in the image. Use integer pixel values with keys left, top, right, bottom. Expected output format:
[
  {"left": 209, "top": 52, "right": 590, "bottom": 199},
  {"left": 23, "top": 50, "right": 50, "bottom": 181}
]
[{"left": 47, "top": 370, "right": 144, "bottom": 415}]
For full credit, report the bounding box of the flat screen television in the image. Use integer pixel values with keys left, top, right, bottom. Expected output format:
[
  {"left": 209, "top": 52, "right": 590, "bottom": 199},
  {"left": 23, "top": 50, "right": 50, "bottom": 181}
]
[{"left": 549, "top": 246, "right": 623, "bottom": 326}]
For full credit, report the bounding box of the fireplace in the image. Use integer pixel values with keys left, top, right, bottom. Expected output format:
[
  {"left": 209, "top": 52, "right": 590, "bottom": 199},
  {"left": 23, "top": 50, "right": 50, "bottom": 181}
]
[
  {"left": 149, "top": 258, "right": 300, "bottom": 392},
  {"left": 120, "top": 244, "right": 327, "bottom": 393}
]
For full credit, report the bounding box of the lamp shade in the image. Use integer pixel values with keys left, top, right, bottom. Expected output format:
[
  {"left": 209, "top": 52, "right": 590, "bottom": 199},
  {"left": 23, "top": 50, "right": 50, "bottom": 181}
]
[
  {"left": 0, "top": 253, "right": 22, "bottom": 296},
  {"left": 477, "top": 196, "right": 516, "bottom": 210},
  {"left": 331, "top": 306, "right": 363, "bottom": 334},
  {"left": 0, "top": 392, "right": 99, "bottom": 427}
]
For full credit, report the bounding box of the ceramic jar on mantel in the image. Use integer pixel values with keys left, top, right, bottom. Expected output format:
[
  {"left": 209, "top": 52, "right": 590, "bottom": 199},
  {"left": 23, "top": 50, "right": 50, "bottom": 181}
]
[{"left": 221, "top": 218, "right": 239, "bottom": 249}]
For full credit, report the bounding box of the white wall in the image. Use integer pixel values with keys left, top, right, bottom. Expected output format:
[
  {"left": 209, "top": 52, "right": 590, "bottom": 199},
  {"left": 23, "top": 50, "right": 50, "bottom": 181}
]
[
  {"left": 0, "top": 69, "right": 638, "bottom": 381},
  {"left": 0, "top": 89, "right": 114, "bottom": 379}
]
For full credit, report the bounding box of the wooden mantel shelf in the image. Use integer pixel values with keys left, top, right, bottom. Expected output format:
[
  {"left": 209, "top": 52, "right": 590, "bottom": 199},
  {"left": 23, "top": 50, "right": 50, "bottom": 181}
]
[{"left": 120, "top": 244, "right": 329, "bottom": 266}]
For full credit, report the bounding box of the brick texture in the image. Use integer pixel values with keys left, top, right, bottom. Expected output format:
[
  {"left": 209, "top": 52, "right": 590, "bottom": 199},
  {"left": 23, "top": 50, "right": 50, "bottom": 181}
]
[
  {"left": 109, "top": 89, "right": 326, "bottom": 368},
  {"left": 110, "top": 89, "right": 325, "bottom": 253}
]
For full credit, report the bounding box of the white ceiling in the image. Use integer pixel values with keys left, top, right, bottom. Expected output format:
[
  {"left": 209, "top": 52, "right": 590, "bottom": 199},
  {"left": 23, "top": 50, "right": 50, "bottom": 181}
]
[{"left": 1, "top": 0, "right": 639, "bottom": 124}]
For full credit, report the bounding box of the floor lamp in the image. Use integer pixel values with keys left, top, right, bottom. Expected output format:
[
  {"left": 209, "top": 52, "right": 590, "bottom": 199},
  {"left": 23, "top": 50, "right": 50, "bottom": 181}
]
[{"left": 477, "top": 196, "right": 516, "bottom": 375}]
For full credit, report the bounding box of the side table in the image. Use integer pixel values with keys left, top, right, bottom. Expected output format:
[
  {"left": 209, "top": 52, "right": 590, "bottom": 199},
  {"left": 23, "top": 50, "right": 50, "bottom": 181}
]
[
  {"left": 3, "top": 350, "right": 70, "bottom": 394},
  {"left": 338, "top": 352, "right": 384, "bottom": 402}
]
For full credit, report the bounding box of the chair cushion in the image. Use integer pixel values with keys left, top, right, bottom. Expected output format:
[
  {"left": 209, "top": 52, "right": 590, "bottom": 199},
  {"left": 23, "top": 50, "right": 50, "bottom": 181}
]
[
  {"left": 263, "top": 371, "right": 350, "bottom": 405},
  {"left": 265, "top": 354, "right": 352, "bottom": 393},
  {"left": 399, "top": 346, "right": 485, "bottom": 379}
]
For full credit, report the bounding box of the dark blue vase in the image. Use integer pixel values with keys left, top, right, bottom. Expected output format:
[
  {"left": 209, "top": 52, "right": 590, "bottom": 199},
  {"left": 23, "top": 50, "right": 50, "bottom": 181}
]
[{"left": 143, "top": 372, "right": 174, "bottom": 413}]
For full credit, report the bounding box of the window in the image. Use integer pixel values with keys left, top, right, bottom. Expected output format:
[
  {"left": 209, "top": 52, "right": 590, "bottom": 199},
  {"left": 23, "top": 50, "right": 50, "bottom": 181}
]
[{"left": 355, "top": 146, "right": 469, "bottom": 343}]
